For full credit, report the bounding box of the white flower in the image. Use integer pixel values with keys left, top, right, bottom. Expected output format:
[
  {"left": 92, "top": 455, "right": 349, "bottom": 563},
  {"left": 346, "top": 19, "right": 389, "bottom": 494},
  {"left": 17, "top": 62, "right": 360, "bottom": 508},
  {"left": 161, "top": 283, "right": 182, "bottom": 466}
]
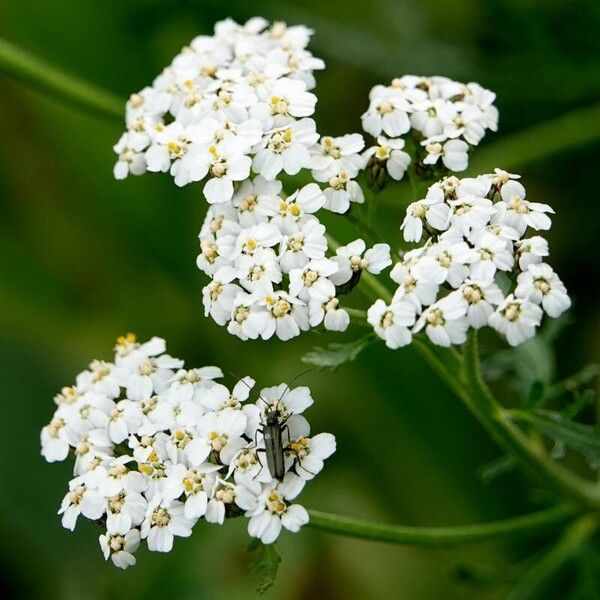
[
  {"left": 221, "top": 222, "right": 282, "bottom": 262},
  {"left": 253, "top": 118, "right": 319, "bottom": 180},
  {"left": 515, "top": 263, "right": 571, "bottom": 318},
  {"left": 58, "top": 476, "right": 105, "bottom": 531},
  {"left": 413, "top": 240, "right": 475, "bottom": 288},
  {"left": 196, "top": 235, "right": 231, "bottom": 277},
  {"left": 202, "top": 266, "right": 242, "bottom": 325},
  {"left": 189, "top": 144, "right": 253, "bottom": 203},
  {"left": 390, "top": 260, "right": 439, "bottom": 311},
  {"left": 99, "top": 528, "right": 141, "bottom": 569},
  {"left": 309, "top": 293, "right": 350, "bottom": 332},
  {"left": 278, "top": 218, "right": 327, "bottom": 273},
  {"left": 368, "top": 299, "right": 416, "bottom": 349},
  {"left": 515, "top": 236, "right": 549, "bottom": 270},
  {"left": 494, "top": 180, "right": 554, "bottom": 236},
  {"left": 236, "top": 248, "right": 282, "bottom": 296},
  {"left": 447, "top": 195, "right": 495, "bottom": 236},
  {"left": 422, "top": 138, "right": 469, "bottom": 172},
  {"left": 258, "top": 383, "right": 314, "bottom": 419},
  {"left": 41, "top": 416, "right": 78, "bottom": 462},
  {"left": 259, "top": 291, "right": 309, "bottom": 341},
  {"left": 322, "top": 170, "right": 364, "bottom": 214},
  {"left": 289, "top": 258, "right": 338, "bottom": 302},
  {"left": 144, "top": 122, "right": 192, "bottom": 174},
  {"left": 252, "top": 76, "right": 316, "bottom": 126},
  {"left": 92, "top": 456, "right": 146, "bottom": 497},
  {"left": 227, "top": 292, "right": 267, "bottom": 340},
  {"left": 286, "top": 433, "right": 336, "bottom": 480},
  {"left": 246, "top": 484, "right": 309, "bottom": 544},
  {"left": 194, "top": 407, "right": 248, "bottom": 465},
  {"left": 470, "top": 232, "right": 514, "bottom": 281},
  {"left": 206, "top": 479, "right": 257, "bottom": 524},
  {"left": 329, "top": 240, "right": 392, "bottom": 286},
  {"left": 270, "top": 182, "right": 326, "bottom": 234},
  {"left": 232, "top": 176, "right": 282, "bottom": 227},
  {"left": 401, "top": 196, "right": 451, "bottom": 242},
  {"left": 361, "top": 86, "right": 411, "bottom": 137},
  {"left": 76, "top": 362, "right": 121, "bottom": 398},
  {"left": 141, "top": 497, "right": 195, "bottom": 552},
  {"left": 230, "top": 447, "right": 271, "bottom": 493},
  {"left": 113, "top": 132, "right": 147, "bottom": 180},
  {"left": 364, "top": 137, "right": 411, "bottom": 181},
  {"left": 202, "top": 376, "right": 255, "bottom": 411},
  {"left": 413, "top": 293, "right": 468, "bottom": 347},
  {"left": 489, "top": 295, "right": 543, "bottom": 346},
  {"left": 118, "top": 350, "right": 183, "bottom": 401},
  {"left": 106, "top": 400, "right": 144, "bottom": 444},
  {"left": 311, "top": 133, "right": 365, "bottom": 181},
  {"left": 458, "top": 279, "right": 505, "bottom": 329},
  {"left": 410, "top": 98, "right": 455, "bottom": 138},
  {"left": 105, "top": 491, "right": 147, "bottom": 534},
  {"left": 163, "top": 463, "right": 221, "bottom": 520}
]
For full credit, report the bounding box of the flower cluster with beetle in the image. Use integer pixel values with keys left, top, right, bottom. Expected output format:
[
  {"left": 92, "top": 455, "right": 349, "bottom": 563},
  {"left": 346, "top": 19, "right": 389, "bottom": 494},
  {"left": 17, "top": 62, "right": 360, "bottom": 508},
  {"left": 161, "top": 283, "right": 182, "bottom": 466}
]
[{"left": 41, "top": 334, "right": 335, "bottom": 567}]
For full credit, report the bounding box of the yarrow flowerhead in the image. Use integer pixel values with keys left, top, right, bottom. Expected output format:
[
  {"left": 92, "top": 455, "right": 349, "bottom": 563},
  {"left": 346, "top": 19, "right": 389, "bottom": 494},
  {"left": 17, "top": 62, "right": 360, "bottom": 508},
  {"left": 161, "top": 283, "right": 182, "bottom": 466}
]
[
  {"left": 368, "top": 170, "right": 570, "bottom": 348},
  {"left": 42, "top": 335, "right": 335, "bottom": 567},
  {"left": 361, "top": 76, "right": 498, "bottom": 184},
  {"left": 115, "top": 17, "right": 395, "bottom": 342}
]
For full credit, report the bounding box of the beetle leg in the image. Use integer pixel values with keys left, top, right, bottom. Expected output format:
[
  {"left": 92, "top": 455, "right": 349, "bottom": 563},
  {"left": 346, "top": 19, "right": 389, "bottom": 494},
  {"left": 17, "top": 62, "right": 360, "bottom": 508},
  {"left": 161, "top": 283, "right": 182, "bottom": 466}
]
[{"left": 296, "top": 462, "right": 317, "bottom": 478}]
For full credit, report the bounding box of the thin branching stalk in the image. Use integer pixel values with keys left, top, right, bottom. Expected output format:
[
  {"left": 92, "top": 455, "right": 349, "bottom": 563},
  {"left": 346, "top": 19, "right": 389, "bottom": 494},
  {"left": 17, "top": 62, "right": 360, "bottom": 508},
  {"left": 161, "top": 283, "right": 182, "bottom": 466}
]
[{"left": 461, "top": 331, "right": 600, "bottom": 509}]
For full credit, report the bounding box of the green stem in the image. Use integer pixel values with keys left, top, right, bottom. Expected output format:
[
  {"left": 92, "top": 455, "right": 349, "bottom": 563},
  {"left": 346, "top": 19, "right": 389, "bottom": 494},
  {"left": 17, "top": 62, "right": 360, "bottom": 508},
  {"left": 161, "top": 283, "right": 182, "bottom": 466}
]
[
  {"left": 506, "top": 514, "right": 598, "bottom": 600},
  {"left": 0, "top": 37, "right": 123, "bottom": 121},
  {"left": 307, "top": 505, "right": 578, "bottom": 547},
  {"left": 462, "top": 331, "right": 600, "bottom": 510}
]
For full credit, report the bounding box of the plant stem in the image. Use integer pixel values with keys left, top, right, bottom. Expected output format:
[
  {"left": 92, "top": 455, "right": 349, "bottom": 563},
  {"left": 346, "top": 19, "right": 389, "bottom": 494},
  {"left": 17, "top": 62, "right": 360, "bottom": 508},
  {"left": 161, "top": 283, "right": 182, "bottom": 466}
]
[
  {"left": 506, "top": 514, "right": 598, "bottom": 600},
  {"left": 0, "top": 37, "right": 123, "bottom": 121},
  {"left": 306, "top": 505, "right": 578, "bottom": 547},
  {"left": 462, "top": 331, "right": 600, "bottom": 509}
]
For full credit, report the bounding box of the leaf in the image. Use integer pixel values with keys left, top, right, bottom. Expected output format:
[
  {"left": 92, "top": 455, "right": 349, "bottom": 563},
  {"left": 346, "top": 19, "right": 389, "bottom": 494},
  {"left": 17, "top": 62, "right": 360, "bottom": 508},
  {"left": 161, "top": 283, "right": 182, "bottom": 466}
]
[
  {"left": 481, "top": 317, "right": 572, "bottom": 396},
  {"left": 512, "top": 410, "right": 600, "bottom": 469},
  {"left": 478, "top": 455, "right": 517, "bottom": 484},
  {"left": 301, "top": 334, "right": 375, "bottom": 371},
  {"left": 248, "top": 541, "right": 281, "bottom": 595},
  {"left": 524, "top": 380, "right": 546, "bottom": 409}
]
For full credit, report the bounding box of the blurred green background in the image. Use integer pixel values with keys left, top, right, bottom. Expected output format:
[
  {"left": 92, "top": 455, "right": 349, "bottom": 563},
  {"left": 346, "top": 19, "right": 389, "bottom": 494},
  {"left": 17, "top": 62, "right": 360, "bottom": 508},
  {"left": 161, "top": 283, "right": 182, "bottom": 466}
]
[{"left": 1, "top": 1, "right": 599, "bottom": 598}]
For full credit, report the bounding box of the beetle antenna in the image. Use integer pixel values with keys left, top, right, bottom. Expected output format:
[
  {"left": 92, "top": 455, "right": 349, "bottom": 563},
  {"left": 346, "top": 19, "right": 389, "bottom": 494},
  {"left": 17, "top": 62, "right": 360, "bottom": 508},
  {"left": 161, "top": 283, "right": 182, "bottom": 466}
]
[
  {"left": 277, "top": 368, "right": 312, "bottom": 403},
  {"left": 229, "top": 370, "right": 269, "bottom": 407}
]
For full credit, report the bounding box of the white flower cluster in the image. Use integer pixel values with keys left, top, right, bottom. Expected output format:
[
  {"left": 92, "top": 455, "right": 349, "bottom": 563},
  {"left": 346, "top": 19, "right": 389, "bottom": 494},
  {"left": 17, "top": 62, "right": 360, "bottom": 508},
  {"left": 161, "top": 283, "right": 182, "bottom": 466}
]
[
  {"left": 199, "top": 193, "right": 392, "bottom": 340},
  {"left": 112, "top": 16, "right": 393, "bottom": 341},
  {"left": 112, "top": 16, "right": 324, "bottom": 194},
  {"left": 41, "top": 334, "right": 335, "bottom": 568},
  {"left": 112, "top": 16, "right": 367, "bottom": 215},
  {"left": 369, "top": 170, "right": 571, "bottom": 348},
  {"left": 361, "top": 76, "right": 498, "bottom": 178}
]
